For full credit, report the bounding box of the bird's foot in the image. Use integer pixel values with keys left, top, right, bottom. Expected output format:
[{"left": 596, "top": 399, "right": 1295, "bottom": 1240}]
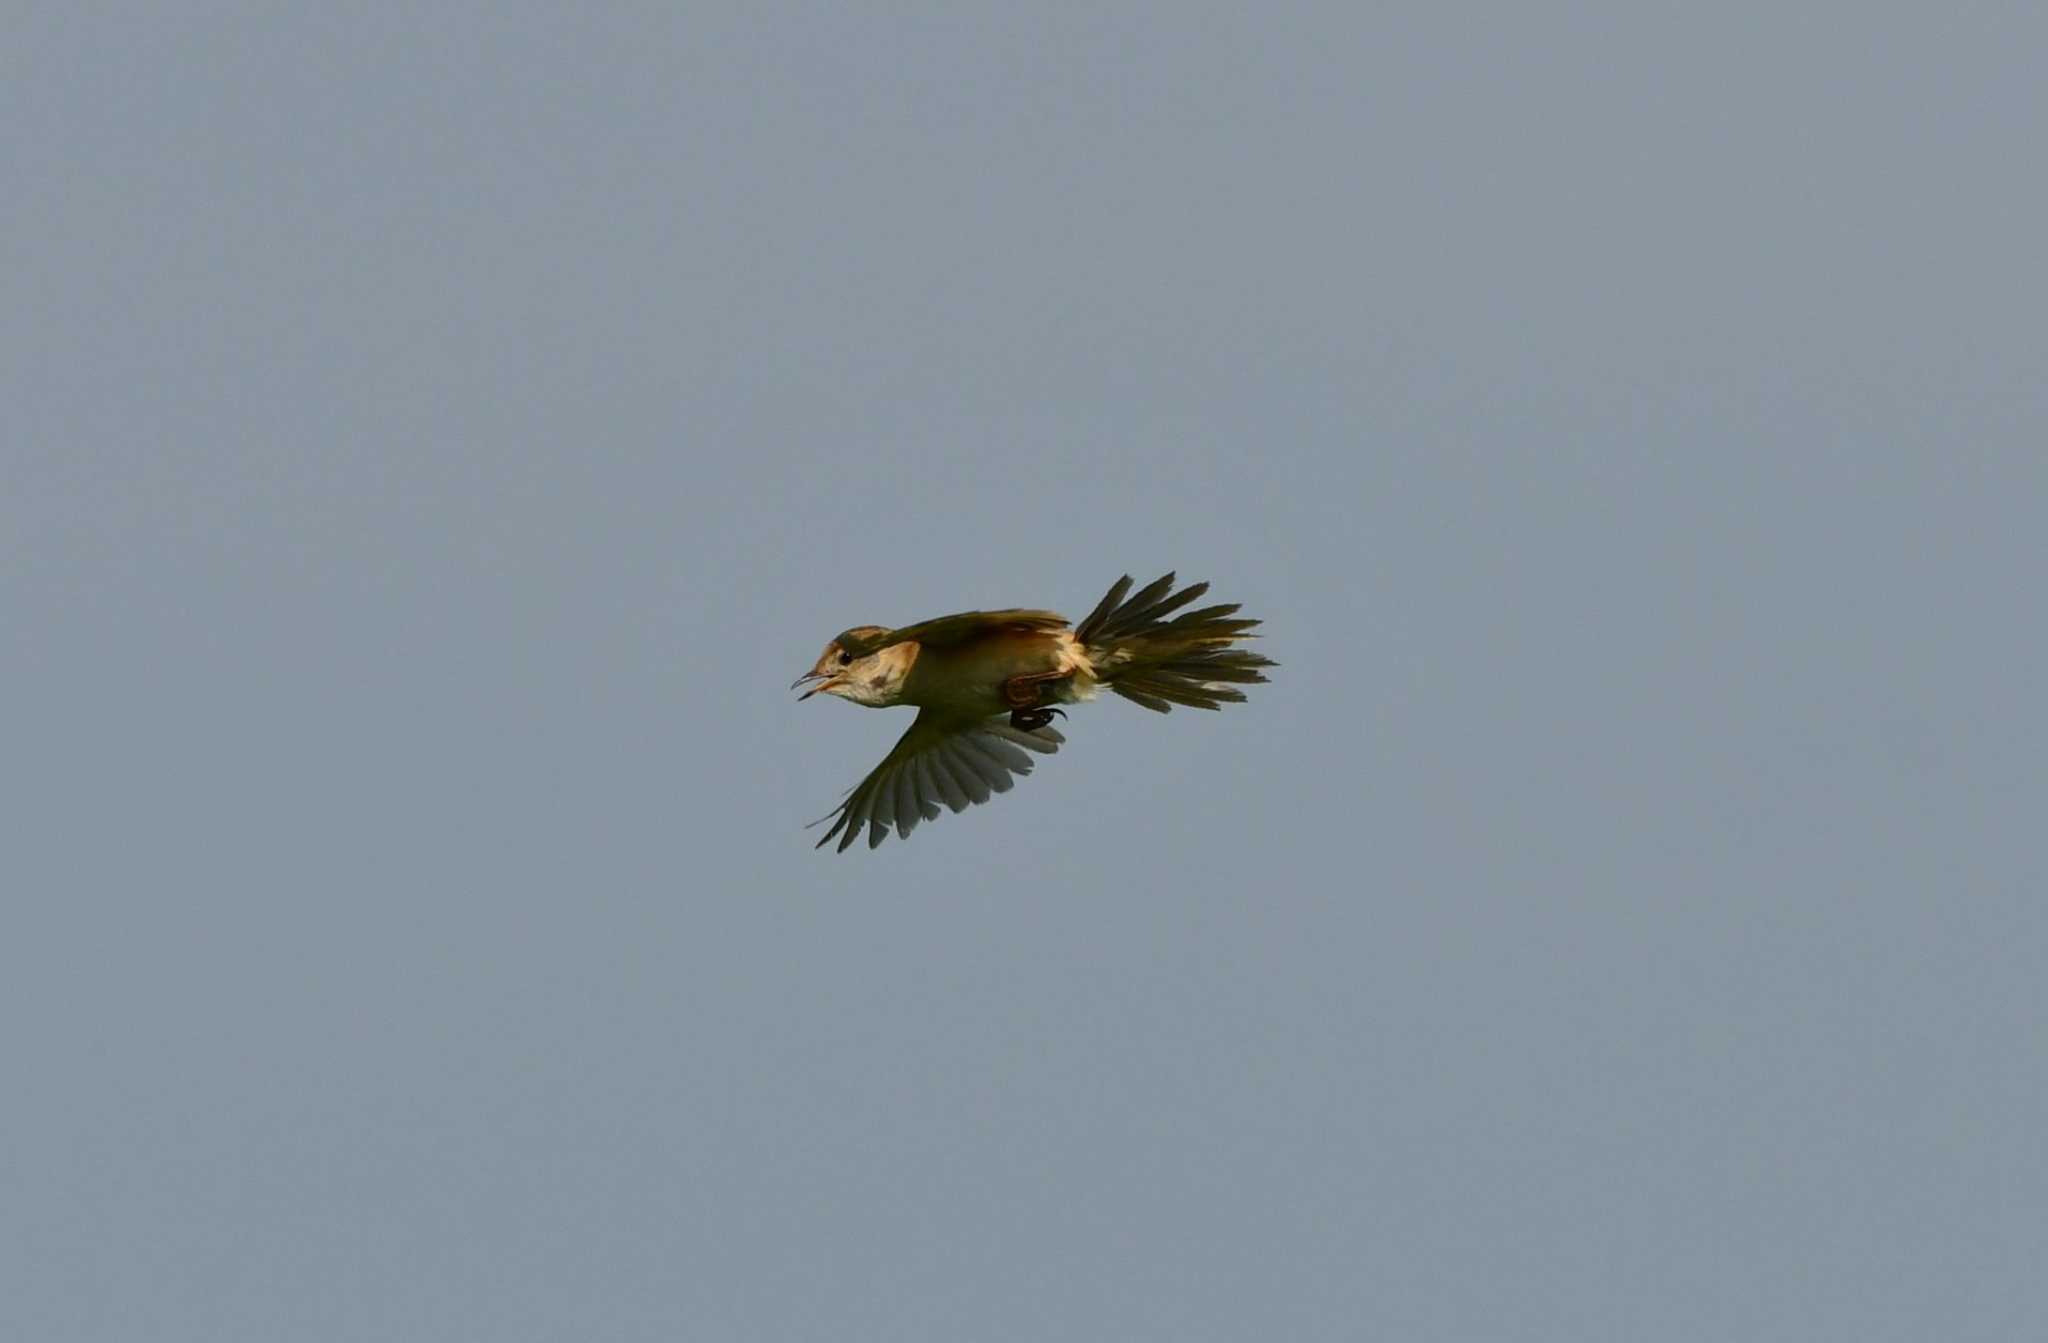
[
  {"left": 1008, "top": 705, "right": 1066, "bottom": 732},
  {"left": 1001, "top": 671, "right": 1072, "bottom": 731}
]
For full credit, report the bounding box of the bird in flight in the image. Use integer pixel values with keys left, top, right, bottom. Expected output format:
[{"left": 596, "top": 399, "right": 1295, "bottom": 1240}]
[{"left": 791, "top": 572, "right": 1274, "bottom": 851}]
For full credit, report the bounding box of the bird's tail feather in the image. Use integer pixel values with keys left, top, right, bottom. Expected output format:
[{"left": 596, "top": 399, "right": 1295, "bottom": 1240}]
[{"left": 1074, "top": 572, "right": 1276, "bottom": 712}]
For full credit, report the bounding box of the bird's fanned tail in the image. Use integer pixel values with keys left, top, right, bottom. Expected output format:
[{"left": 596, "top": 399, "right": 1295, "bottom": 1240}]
[{"left": 1075, "top": 572, "right": 1276, "bottom": 713}]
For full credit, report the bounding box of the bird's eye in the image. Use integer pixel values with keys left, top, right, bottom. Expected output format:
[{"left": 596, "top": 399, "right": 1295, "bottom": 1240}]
[{"left": 837, "top": 651, "right": 852, "bottom": 665}]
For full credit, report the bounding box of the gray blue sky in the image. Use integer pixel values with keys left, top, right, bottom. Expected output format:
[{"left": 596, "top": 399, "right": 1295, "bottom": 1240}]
[{"left": 7, "top": 4, "right": 2045, "bottom": 1339}]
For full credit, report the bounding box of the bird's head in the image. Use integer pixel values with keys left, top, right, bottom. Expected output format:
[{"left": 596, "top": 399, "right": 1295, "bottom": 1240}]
[{"left": 790, "top": 627, "right": 913, "bottom": 707}]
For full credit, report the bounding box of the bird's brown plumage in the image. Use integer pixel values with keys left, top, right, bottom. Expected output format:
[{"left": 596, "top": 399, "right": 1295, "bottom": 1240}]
[{"left": 796, "top": 573, "right": 1274, "bottom": 851}]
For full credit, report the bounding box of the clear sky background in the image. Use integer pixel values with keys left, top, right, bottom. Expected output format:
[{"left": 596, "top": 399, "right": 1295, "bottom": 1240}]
[{"left": 7, "top": 5, "right": 2045, "bottom": 1339}]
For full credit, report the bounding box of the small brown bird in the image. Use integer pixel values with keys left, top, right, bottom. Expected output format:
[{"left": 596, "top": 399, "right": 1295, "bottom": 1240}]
[{"left": 792, "top": 572, "right": 1274, "bottom": 851}]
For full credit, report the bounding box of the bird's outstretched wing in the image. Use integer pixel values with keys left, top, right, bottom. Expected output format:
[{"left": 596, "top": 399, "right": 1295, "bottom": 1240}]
[
  {"left": 812, "top": 709, "right": 1065, "bottom": 852},
  {"left": 841, "top": 609, "right": 1069, "bottom": 656}
]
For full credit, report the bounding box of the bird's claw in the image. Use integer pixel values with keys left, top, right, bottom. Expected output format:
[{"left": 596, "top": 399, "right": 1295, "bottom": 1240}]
[{"left": 1008, "top": 705, "right": 1066, "bottom": 732}]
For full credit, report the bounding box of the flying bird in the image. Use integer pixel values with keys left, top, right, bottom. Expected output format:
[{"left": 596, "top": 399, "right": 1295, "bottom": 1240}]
[{"left": 791, "top": 572, "right": 1274, "bottom": 851}]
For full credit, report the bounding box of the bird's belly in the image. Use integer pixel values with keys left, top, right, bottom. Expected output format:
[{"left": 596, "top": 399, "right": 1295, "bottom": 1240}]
[{"left": 901, "top": 633, "right": 1082, "bottom": 715}]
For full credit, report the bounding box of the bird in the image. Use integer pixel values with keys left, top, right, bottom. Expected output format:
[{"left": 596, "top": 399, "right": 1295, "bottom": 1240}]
[{"left": 791, "top": 572, "right": 1274, "bottom": 851}]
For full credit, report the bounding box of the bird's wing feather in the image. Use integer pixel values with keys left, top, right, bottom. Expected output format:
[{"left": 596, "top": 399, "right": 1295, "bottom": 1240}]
[
  {"left": 812, "top": 709, "right": 1065, "bottom": 852},
  {"left": 843, "top": 609, "right": 1069, "bottom": 655}
]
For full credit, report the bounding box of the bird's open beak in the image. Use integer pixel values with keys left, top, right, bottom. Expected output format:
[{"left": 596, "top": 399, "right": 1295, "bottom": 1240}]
[{"left": 791, "top": 671, "right": 835, "bottom": 700}]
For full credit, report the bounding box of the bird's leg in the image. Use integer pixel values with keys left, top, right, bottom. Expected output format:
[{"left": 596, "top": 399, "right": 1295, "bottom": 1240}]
[
  {"left": 1002, "top": 671, "right": 1071, "bottom": 732},
  {"left": 1000, "top": 671, "right": 1064, "bottom": 708}
]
